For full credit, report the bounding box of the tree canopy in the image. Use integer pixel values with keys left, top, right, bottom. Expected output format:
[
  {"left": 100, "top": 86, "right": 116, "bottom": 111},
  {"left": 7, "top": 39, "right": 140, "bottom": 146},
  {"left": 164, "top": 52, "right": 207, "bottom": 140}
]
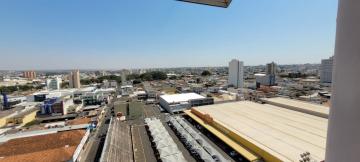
[
  {"left": 139, "top": 71, "right": 167, "bottom": 81},
  {"left": 0, "top": 84, "right": 44, "bottom": 94},
  {"left": 201, "top": 70, "right": 211, "bottom": 76},
  {"left": 81, "top": 75, "right": 122, "bottom": 85},
  {"left": 127, "top": 74, "right": 140, "bottom": 80}
]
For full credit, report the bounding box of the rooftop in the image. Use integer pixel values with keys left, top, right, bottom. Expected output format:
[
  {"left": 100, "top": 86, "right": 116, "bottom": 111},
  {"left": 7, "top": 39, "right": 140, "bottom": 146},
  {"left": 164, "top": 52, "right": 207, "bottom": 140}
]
[
  {"left": 0, "top": 107, "right": 23, "bottom": 118},
  {"left": 33, "top": 89, "right": 77, "bottom": 96},
  {"left": 160, "top": 93, "right": 205, "bottom": 103},
  {"left": 66, "top": 117, "right": 91, "bottom": 125},
  {"left": 260, "top": 97, "right": 329, "bottom": 118},
  {"left": 254, "top": 73, "right": 266, "bottom": 76},
  {"left": 100, "top": 118, "right": 133, "bottom": 162},
  {"left": 121, "top": 85, "right": 133, "bottom": 88},
  {"left": 192, "top": 101, "right": 327, "bottom": 162},
  {"left": 0, "top": 130, "right": 85, "bottom": 162}
]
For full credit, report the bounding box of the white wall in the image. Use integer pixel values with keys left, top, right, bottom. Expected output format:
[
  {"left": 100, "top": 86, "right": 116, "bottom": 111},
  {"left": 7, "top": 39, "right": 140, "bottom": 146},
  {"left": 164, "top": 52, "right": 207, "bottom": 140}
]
[
  {"left": 325, "top": 1, "right": 360, "bottom": 161},
  {"left": 228, "top": 59, "right": 244, "bottom": 88},
  {"left": 62, "top": 98, "right": 74, "bottom": 115}
]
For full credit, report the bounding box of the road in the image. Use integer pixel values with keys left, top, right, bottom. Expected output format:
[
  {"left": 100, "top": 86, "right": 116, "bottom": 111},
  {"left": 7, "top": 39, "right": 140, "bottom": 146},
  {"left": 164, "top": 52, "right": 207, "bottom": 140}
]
[{"left": 79, "top": 105, "right": 111, "bottom": 162}]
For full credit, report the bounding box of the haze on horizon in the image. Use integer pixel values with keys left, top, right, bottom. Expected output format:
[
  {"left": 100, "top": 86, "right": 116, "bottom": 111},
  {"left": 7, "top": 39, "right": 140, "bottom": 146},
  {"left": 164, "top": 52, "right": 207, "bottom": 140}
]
[{"left": 0, "top": 0, "right": 338, "bottom": 70}]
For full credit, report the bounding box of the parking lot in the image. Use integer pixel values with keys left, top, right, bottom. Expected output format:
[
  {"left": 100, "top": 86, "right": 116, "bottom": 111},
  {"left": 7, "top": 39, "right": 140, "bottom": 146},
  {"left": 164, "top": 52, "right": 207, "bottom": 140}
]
[{"left": 103, "top": 99, "right": 240, "bottom": 162}]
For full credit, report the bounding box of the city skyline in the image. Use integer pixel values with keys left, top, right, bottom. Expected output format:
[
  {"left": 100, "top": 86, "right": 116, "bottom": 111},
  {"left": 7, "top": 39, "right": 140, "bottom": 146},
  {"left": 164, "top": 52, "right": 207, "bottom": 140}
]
[
  {"left": 0, "top": 0, "right": 337, "bottom": 70},
  {"left": 1, "top": 1, "right": 359, "bottom": 162}
]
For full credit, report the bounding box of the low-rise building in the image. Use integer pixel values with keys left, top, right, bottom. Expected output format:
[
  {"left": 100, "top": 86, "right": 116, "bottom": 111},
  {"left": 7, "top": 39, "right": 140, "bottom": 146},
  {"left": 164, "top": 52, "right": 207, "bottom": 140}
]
[
  {"left": 0, "top": 129, "right": 89, "bottom": 162},
  {"left": 133, "top": 91, "right": 147, "bottom": 100},
  {"left": 46, "top": 77, "right": 62, "bottom": 90},
  {"left": 0, "top": 102, "right": 40, "bottom": 128},
  {"left": 120, "top": 85, "right": 133, "bottom": 96},
  {"left": 159, "top": 93, "right": 214, "bottom": 114},
  {"left": 103, "top": 80, "right": 118, "bottom": 88},
  {"left": 255, "top": 73, "right": 276, "bottom": 87},
  {"left": 40, "top": 95, "right": 74, "bottom": 115},
  {"left": 82, "top": 88, "right": 115, "bottom": 106}
]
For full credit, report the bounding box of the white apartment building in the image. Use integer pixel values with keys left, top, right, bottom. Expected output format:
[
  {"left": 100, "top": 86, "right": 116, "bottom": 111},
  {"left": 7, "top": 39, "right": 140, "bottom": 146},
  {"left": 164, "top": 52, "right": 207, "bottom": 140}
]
[
  {"left": 228, "top": 59, "right": 244, "bottom": 88},
  {"left": 46, "top": 77, "right": 62, "bottom": 90},
  {"left": 320, "top": 56, "right": 334, "bottom": 83}
]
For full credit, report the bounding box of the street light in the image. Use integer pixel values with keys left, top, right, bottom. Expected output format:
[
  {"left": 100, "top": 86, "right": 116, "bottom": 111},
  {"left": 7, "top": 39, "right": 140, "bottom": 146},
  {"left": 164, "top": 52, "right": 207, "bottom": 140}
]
[{"left": 177, "top": 0, "right": 232, "bottom": 8}]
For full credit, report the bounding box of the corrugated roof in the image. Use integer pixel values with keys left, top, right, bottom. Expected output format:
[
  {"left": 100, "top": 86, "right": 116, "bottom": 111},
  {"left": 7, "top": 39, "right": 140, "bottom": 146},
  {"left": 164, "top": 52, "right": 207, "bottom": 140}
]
[
  {"left": 193, "top": 101, "right": 327, "bottom": 162},
  {"left": 100, "top": 119, "right": 133, "bottom": 162},
  {"left": 260, "top": 97, "right": 329, "bottom": 118}
]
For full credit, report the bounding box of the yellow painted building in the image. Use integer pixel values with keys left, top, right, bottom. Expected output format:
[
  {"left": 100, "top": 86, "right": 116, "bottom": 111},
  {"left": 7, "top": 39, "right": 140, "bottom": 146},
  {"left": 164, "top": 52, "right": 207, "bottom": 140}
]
[{"left": 0, "top": 106, "right": 39, "bottom": 128}]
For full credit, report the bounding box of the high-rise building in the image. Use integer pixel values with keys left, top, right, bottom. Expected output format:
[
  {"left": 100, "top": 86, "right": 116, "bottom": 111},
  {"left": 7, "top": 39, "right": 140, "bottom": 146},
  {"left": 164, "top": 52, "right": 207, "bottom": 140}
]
[
  {"left": 228, "top": 59, "right": 244, "bottom": 88},
  {"left": 69, "top": 70, "right": 81, "bottom": 88},
  {"left": 23, "top": 71, "right": 36, "bottom": 79},
  {"left": 266, "top": 62, "right": 277, "bottom": 75},
  {"left": 320, "top": 56, "right": 334, "bottom": 83},
  {"left": 121, "top": 69, "right": 130, "bottom": 86},
  {"left": 264, "top": 62, "right": 277, "bottom": 86},
  {"left": 46, "top": 77, "right": 62, "bottom": 90}
]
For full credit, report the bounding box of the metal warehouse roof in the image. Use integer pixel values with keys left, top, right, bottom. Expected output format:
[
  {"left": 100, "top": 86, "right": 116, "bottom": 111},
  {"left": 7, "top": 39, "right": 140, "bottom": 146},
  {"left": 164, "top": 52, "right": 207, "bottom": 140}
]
[
  {"left": 145, "top": 118, "right": 186, "bottom": 162},
  {"left": 100, "top": 118, "right": 133, "bottom": 162},
  {"left": 160, "top": 93, "right": 205, "bottom": 103},
  {"left": 193, "top": 101, "right": 328, "bottom": 162},
  {"left": 260, "top": 97, "right": 329, "bottom": 118}
]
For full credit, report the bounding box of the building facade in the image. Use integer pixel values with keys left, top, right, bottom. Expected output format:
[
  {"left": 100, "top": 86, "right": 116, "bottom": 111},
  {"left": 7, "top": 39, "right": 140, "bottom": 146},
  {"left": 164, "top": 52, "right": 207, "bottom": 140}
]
[
  {"left": 159, "top": 93, "right": 214, "bottom": 114},
  {"left": 23, "top": 71, "right": 36, "bottom": 79},
  {"left": 103, "top": 80, "right": 118, "bottom": 88},
  {"left": 228, "top": 59, "right": 244, "bottom": 88},
  {"left": 320, "top": 56, "right": 334, "bottom": 83},
  {"left": 40, "top": 96, "right": 74, "bottom": 115},
  {"left": 46, "top": 77, "right": 62, "bottom": 90},
  {"left": 69, "top": 70, "right": 81, "bottom": 88},
  {"left": 261, "top": 62, "right": 277, "bottom": 86},
  {"left": 266, "top": 62, "right": 277, "bottom": 75},
  {"left": 255, "top": 73, "right": 276, "bottom": 87}
]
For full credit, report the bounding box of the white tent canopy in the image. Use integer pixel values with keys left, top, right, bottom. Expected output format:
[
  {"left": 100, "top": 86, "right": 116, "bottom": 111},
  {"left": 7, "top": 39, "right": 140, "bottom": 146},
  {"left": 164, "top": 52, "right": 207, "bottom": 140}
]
[
  {"left": 168, "top": 116, "right": 230, "bottom": 162},
  {"left": 145, "top": 117, "right": 187, "bottom": 162},
  {"left": 161, "top": 153, "right": 187, "bottom": 162}
]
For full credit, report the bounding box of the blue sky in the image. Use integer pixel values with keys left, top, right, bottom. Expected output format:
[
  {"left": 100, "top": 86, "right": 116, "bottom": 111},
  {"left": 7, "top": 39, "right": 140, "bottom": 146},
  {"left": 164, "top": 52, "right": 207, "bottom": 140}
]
[{"left": 0, "top": 0, "right": 338, "bottom": 70}]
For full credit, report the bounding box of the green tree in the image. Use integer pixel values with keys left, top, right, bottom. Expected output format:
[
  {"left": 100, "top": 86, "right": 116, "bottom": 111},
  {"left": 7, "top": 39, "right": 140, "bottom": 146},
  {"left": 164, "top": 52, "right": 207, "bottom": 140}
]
[
  {"left": 127, "top": 74, "right": 140, "bottom": 80},
  {"left": 0, "top": 84, "right": 44, "bottom": 94},
  {"left": 201, "top": 70, "right": 211, "bottom": 76},
  {"left": 98, "top": 75, "right": 122, "bottom": 84},
  {"left": 169, "top": 75, "right": 177, "bottom": 80},
  {"left": 80, "top": 79, "right": 91, "bottom": 85},
  {"left": 150, "top": 71, "right": 167, "bottom": 80},
  {"left": 196, "top": 78, "right": 202, "bottom": 83},
  {"left": 133, "top": 79, "right": 142, "bottom": 84},
  {"left": 139, "top": 71, "right": 167, "bottom": 81},
  {"left": 140, "top": 73, "right": 153, "bottom": 81},
  {"left": 61, "top": 82, "right": 69, "bottom": 88}
]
